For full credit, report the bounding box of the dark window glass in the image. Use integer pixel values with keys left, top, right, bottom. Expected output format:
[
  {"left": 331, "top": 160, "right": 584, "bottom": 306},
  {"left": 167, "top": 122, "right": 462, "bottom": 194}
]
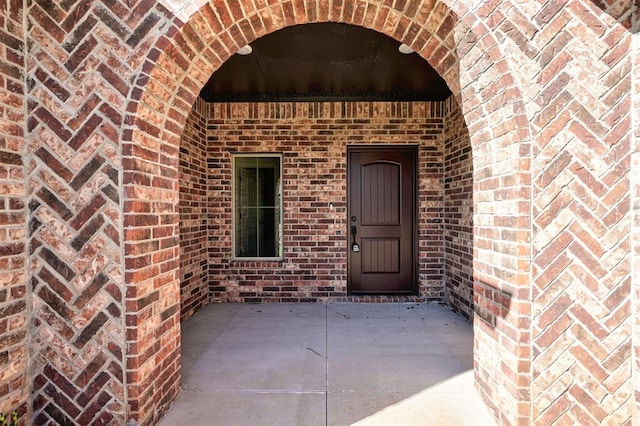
[{"left": 234, "top": 156, "right": 282, "bottom": 258}]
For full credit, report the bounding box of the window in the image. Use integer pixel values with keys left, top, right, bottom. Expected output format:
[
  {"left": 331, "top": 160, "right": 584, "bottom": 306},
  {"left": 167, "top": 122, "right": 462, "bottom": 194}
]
[{"left": 233, "top": 155, "right": 283, "bottom": 259}]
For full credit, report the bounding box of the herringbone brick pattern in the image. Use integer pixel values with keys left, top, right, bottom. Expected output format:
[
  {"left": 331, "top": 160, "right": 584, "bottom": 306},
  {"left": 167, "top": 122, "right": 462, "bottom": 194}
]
[
  {"left": 504, "top": 4, "right": 633, "bottom": 424},
  {"left": 456, "top": 1, "right": 634, "bottom": 423},
  {"left": 26, "top": 0, "right": 169, "bottom": 422}
]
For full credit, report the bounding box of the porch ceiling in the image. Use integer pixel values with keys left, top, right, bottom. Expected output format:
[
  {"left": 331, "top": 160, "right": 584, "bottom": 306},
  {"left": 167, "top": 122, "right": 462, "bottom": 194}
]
[{"left": 199, "top": 23, "right": 451, "bottom": 102}]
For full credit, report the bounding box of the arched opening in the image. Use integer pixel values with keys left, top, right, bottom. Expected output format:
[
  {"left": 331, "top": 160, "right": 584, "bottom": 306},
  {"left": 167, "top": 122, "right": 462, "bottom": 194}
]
[
  {"left": 20, "top": 0, "right": 633, "bottom": 423},
  {"left": 177, "top": 22, "right": 471, "bottom": 311},
  {"left": 170, "top": 35, "right": 479, "bottom": 418},
  {"left": 122, "top": 2, "right": 532, "bottom": 424}
]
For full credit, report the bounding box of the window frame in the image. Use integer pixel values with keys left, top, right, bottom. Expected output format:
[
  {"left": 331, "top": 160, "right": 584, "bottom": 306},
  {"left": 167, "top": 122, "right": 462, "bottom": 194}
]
[{"left": 231, "top": 153, "right": 284, "bottom": 261}]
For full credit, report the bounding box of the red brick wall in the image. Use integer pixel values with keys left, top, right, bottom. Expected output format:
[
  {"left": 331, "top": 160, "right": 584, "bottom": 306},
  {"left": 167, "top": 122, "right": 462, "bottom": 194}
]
[
  {"left": 179, "top": 98, "right": 209, "bottom": 320},
  {"left": 178, "top": 97, "right": 476, "bottom": 312},
  {"left": 442, "top": 97, "right": 474, "bottom": 320},
  {"left": 204, "top": 101, "right": 444, "bottom": 303},
  {"left": 12, "top": 0, "right": 635, "bottom": 424},
  {"left": 0, "top": 0, "right": 27, "bottom": 418},
  {"left": 177, "top": 99, "right": 478, "bottom": 314}
]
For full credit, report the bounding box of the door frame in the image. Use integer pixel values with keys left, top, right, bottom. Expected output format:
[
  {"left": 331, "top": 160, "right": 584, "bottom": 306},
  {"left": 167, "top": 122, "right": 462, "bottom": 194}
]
[{"left": 346, "top": 145, "right": 419, "bottom": 295}]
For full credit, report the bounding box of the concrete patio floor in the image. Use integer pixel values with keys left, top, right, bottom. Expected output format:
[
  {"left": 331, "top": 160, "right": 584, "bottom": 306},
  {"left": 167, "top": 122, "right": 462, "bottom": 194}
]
[{"left": 158, "top": 302, "right": 496, "bottom": 425}]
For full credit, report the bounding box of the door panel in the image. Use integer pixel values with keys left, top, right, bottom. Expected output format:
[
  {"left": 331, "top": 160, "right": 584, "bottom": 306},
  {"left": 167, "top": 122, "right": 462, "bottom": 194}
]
[
  {"left": 348, "top": 146, "right": 416, "bottom": 294},
  {"left": 361, "top": 163, "right": 400, "bottom": 225},
  {"left": 361, "top": 239, "right": 400, "bottom": 273}
]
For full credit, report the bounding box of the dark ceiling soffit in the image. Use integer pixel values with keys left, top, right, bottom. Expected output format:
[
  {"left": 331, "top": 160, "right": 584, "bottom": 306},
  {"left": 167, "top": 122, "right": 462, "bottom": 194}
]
[{"left": 199, "top": 23, "right": 451, "bottom": 103}]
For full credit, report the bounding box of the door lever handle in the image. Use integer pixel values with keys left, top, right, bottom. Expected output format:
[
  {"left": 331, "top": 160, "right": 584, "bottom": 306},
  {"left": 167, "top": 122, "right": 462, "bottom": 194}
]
[{"left": 350, "top": 226, "right": 360, "bottom": 252}]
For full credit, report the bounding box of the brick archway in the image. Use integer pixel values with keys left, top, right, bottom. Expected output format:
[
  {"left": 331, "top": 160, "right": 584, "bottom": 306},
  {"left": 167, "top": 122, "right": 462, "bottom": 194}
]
[
  {"left": 122, "top": 1, "right": 533, "bottom": 424},
  {"left": 19, "top": 0, "right": 633, "bottom": 423}
]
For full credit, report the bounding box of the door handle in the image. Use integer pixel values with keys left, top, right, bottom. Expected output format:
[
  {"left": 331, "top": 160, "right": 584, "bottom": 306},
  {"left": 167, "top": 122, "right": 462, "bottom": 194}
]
[{"left": 351, "top": 226, "right": 360, "bottom": 252}]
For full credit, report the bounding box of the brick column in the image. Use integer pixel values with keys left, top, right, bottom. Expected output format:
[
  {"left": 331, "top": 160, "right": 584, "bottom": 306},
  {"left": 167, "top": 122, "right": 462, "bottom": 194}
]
[{"left": 25, "top": 0, "right": 171, "bottom": 423}]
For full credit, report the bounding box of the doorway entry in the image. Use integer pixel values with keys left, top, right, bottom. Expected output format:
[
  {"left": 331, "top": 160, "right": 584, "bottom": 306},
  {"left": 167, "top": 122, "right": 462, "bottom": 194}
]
[{"left": 347, "top": 146, "right": 417, "bottom": 294}]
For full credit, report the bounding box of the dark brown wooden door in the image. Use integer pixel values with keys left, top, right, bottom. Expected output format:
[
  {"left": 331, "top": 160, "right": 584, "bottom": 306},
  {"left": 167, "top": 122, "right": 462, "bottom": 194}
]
[{"left": 347, "top": 146, "right": 417, "bottom": 294}]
